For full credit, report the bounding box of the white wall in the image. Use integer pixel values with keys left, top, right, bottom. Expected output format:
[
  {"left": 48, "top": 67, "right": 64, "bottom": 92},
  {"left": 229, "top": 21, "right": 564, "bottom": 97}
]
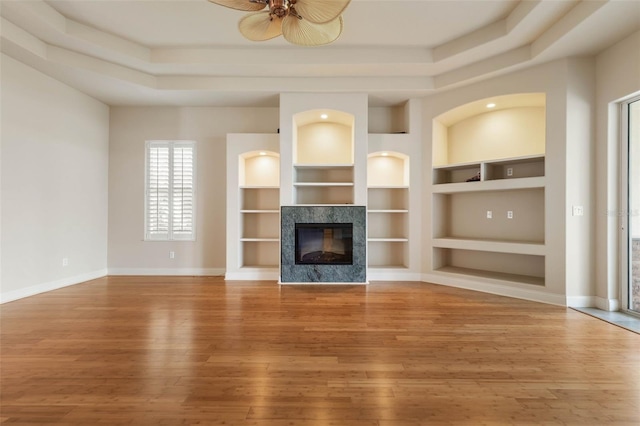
[
  {"left": 108, "top": 106, "right": 279, "bottom": 274},
  {"left": 564, "top": 57, "right": 596, "bottom": 301},
  {"left": 1, "top": 54, "right": 109, "bottom": 302},
  {"left": 595, "top": 30, "right": 640, "bottom": 310}
]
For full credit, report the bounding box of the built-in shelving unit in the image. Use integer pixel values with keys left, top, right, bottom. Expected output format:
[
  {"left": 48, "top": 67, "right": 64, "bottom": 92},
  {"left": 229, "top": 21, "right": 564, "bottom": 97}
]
[
  {"left": 292, "top": 108, "right": 356, "bottom": 205},
  {"left": 429, "top": 93, "right": 547, "bottom": 288},
  {"left": 367, "top": 152, "right": 410, "bottom": 269},
  {"left": 239, "top": 159, "right": 280, "bottom": 268},
  {"left": 226, "top": 134, "right": 280, "bottom": 280},
  {"left": 227, "top": 97, "right": 421, "bottom": 282},
  {"left": 240, "top": 194, "right": 279, "bottom": 242},
  {"left": 364, "top": 100, "right": 422, "bottom": 280},
  {"left": 293, "top": 164, "right": 354, "bottom": 204}
]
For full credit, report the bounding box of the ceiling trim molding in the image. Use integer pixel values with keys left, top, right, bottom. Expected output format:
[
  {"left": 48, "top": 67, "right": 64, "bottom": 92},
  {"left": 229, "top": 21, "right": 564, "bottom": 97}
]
[{"left": 1, "top": 0, "right": 637, "bottom": 106}]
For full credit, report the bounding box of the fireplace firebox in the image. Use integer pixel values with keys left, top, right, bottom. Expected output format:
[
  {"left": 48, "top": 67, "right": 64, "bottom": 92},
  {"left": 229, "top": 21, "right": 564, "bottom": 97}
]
[{"left": 295, "top": 223, "right": 353, "bottom": 265}]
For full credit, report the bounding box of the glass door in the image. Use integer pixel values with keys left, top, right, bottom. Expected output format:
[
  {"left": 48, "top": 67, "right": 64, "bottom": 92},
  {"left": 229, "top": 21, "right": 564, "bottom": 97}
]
[{"left": 623, "top": 98, "right": 640, "bottom": 313}]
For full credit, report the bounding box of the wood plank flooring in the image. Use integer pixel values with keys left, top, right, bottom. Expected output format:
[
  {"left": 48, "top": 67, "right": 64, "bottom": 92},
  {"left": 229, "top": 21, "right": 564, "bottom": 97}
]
[{"left": 1, "top": 276, "right": 639, "bottom": 425}]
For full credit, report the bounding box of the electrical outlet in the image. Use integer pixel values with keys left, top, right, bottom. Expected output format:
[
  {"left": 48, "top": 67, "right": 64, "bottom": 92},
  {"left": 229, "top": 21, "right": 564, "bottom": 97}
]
[
  {"left": 572, "top": 206, "right": 584, "bottom": 216},
  {"left": 169, "top": 251, "right": 175, "bottom": 259},
  {"left": 506, "top": 167, "right": 513, "bottom": 177},
  {"left": 507, "top": 210, "right": 514, "bottom": 219},
  {"left": 62, "top": 257, "right": 69, "bottom": 266},
  {"left": 486, "top": 211, "right": 492, "bottom": 219}
]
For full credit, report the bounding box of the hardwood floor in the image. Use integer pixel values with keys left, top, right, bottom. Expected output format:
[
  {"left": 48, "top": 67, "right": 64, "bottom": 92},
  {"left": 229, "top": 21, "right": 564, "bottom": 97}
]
[{"left": 1, "top": 277, "right": 639, "bottom": 425}]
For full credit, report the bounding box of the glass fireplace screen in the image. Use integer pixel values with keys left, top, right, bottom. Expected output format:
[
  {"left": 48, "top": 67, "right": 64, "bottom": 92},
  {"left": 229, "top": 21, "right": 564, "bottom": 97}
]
[{"left": 295, "top": 223, "right": 353, "bottom": 265}]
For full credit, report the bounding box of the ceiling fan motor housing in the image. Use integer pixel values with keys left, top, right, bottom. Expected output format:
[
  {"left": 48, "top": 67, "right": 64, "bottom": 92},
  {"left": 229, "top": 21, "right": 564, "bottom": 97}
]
[{"left": 269, "top": 0, "right": 288, "bottom": 18}]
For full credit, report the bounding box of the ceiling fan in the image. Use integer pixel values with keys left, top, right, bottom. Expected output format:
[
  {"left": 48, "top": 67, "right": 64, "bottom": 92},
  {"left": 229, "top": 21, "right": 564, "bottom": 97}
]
[{"left": 207, "top": 0, "right": 351, "bottom": 46}]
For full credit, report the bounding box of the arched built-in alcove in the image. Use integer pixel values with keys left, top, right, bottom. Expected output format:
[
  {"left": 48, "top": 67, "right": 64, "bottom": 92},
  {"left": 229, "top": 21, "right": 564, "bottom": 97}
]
[
  {"left": 292, "top": 109, "right": 355, "bottom": 205},
  {"left": 293, "top": 109, "right": 354, "bottom": 165}
]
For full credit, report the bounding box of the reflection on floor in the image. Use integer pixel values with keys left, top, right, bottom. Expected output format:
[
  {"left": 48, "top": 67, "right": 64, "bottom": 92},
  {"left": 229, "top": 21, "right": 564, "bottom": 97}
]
[{"left": 572, "top": 307, "right": 640, "bottom": 334}]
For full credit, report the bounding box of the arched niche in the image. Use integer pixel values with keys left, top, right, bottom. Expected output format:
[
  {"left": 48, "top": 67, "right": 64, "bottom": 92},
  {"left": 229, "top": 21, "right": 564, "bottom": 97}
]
[
  {"left": 239, "top": 150, "right": 280, "bottom": 187},
  {"left": 293, "top": 109, "right": 354, "bottom": 165},
  {"left": 433, "top": 93, "right": 546, "bottom": 166},
  {"left": 367, "top": 151, "right": 409, "bottom": 187}
]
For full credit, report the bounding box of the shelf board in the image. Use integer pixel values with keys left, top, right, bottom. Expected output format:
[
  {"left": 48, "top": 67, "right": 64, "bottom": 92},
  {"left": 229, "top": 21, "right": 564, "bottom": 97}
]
[
  {"left": 433, "top": 265, "right": 545, "bottom": 287},
  {"left": 294, "top": 164, "right": 354, "bottom": 169},
  {"left": 240, "top": 210, "right": 279, "bottom": 214},
  {"left": 368, "top": 238, "right": 409, "bottom": 242},
  {"left": 294, "top": 182, "right": 354, "bottom": 187},
  {"left": 484, "top": 154, "right": 545, "bottom": 166},
  {"left": 432, "top": 237, "right": 545, "bottom": 255},
  {"left": 294, "top": 203, "right": 357, "bottom": 206},
  {"left": 368, "top": 186, "right": 409, "bottom": 189},
  {"left": 368, "top": 132, "right": 410, "bottom": 136},
  {"left": 240, "top": 238, "right": 279, "bottom": 242},
  {"left": 368, "top": 209, "right": 409, "bottom": 213},
  {"left": 240, "top": 186, "right": 279, "bottom": 189},
  {"left": 433, "top": 160, "right": 481, "bottom": 171},
  {"left": 432, "top": 176, "right": 545, "bottom": 193},
  {"left": 433, "top": 154, "right": 545, "bottom": 170}
]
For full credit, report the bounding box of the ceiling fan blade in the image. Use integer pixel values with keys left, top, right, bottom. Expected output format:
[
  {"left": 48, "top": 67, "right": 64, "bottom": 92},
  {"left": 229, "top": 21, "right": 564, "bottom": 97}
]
[
  {"left": 282, "top": 15, "right": 343, "bottom": 46},
  {"left": 238, "top": 11, "right": 283, "bottom": 41},
  {"left": 207, "top": 0, "right": 266, "bottom": 12},
  {"left": 293, "top": 0, "right": 351, "bottom": 24}
]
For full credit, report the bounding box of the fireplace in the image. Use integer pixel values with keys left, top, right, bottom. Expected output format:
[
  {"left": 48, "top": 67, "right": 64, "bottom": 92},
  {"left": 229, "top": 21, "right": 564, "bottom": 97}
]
[
  {"left": 295, "top": 223, "right": 353, "bottom": 265},
  {"left": 281, "top": 206, "right": 366, "bottom": 283}
]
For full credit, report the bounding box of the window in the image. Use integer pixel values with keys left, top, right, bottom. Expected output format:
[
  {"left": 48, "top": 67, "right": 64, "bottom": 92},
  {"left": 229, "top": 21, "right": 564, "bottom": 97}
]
[{"left": 145, "top": 140, "right": 196, "bottom": 241}]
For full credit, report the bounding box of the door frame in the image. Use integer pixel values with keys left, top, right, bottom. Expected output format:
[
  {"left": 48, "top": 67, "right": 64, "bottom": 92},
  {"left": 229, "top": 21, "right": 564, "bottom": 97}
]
[{"left": 620, "top": 95, "right": 640, "bottom": 316}]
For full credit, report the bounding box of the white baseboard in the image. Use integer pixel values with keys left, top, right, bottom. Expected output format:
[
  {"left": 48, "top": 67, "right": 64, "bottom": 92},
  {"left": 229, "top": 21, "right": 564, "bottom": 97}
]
[
  {"left": 108, "top": 268, "right": 226, "bottom": 276},
  {"left": 279, "top": 281, "right": 369, "bottom": 285},
  {"left": 565, "top": 296, "right": 620, "bottom": 310},
  {"left": 368, "top": 270, "right": 422, "bottom": 282},
  {"left": 595, "top": 296, "right": 620, "bottom": 311},
  {"left": 566, "top": 296, "right": 596, "bottom": 308},
  {"left": 421, "top": 272, "right": 567, "bottom": 306},
  {"left": 225, "top": 270, "right": 279, "bottom": 281},
  {"left": 0, "top": 269, "right": 108, "bottom": 304}
]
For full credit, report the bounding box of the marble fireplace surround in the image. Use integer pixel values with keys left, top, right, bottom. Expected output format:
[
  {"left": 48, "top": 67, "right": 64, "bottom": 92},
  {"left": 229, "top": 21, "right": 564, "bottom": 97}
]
[{"left": 280, "top": 206, "right": 367, "bottom": 284}]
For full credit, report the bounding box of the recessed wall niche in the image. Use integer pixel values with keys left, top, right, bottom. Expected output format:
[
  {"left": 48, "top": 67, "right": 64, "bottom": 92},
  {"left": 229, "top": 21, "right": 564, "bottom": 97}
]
[
  {"left": 367, "top": 151, "right": 410, "bottom": 269},
  {"left": 293, "top": 109, "right": 354, "bottom": 165},
  {"left": 430, "top": 93, "right": 547, "bottom": 289},
  {"left": 293, "top": 109, "right": 355, "bottom": 205},
  {"left": 368, "top": 102, "right": 409, "bottom": 134},
  {"left": 240, "top": 151, "right": 280, "bottom": 187},
  {"left": 238, "top": 150, "right": 280, "bottom": 269},
  {"left": 433, "top": 93, "right": 546, "bottom": 166}
]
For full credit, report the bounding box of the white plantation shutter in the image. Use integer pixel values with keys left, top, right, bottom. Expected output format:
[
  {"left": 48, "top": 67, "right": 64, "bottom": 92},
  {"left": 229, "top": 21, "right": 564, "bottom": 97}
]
[
  {"left": 145, "top": 141, "right": 196, "bottom": 241},
  {"left": 171, "top": 143, "right": 195, "bottom": 239},
  {"left": 146, "top": 144, "right": 170, "bottom": 239}
]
